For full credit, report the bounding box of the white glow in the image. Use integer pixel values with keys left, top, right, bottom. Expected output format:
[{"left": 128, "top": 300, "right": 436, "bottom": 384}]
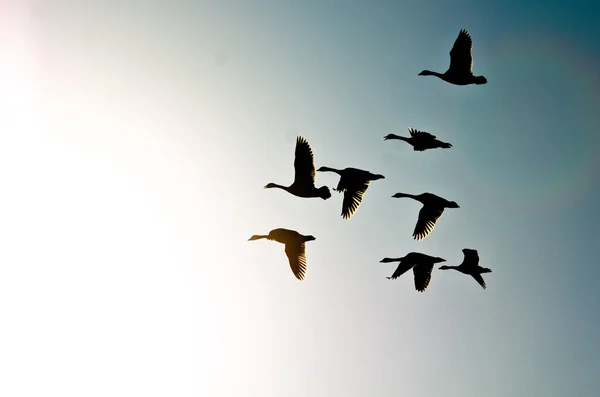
[{"left": 0, "top": 6, "right": 246, "bottom": 396}]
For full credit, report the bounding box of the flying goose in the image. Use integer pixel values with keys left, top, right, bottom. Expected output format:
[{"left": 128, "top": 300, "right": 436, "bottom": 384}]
[
  {"left": 248, "top": 228, "right": 315, "bottom": 280},
  {"left": 439, "top": 249, "right": 492, "bottom": 289},
  {"left": 392, "top": 192, "right": 459, "bottom": 240},
  {"left": 317, "top": 166, "right": 385, "bottom": 219},
  {"left": 384, "top": 128, "right": 452, "bottom": 151},
  {"left": 380, "top": 252, "right": 446, "bottom": 292},
  {"left": 419, "top": 29, "right": 487, "bottom": 85},
  {"left": 264, "top": 136, "right": 331, "bottom": 200}
]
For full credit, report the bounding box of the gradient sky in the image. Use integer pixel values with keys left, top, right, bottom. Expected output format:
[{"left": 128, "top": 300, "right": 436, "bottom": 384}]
[{"left": 1, "top": 1, "right": 599, "bottom": 396}]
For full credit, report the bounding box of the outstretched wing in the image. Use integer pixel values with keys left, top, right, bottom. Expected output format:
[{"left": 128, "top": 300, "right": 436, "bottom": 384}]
[
  {"left": 449, "top": 29, "right": 473, "bottom": 74},
  {"left": 333, "top": 176, "right": 348, "bottom": 193},
  {"left": 341, "top": 181, "right": 370, "bottom": 219},
  {"left": 408, "top": 127, "right": 437, "bottom": 140},
  {"left": 267, "top": 228, "right": 296, "bottom": 245},
  {"left": 387, "top": 260, "right": 414, "bottom": 280},
  {"left": 284, "top": 242, "right": 308, "bottom": 280},
  {"left": 462, "top": 248, "right": 480, "bottom": 267},
  {"left": 413, "top": 263, "right": 434, "bottom": 292},
  {"left": 413, "top": 206, "right": 445, "bottom": 241},
  {"left": 470, "top": 273, "right": 487, "bottom": 289},
  {"left": 293, "top": 136, "right": 316, "bottom": 187}
]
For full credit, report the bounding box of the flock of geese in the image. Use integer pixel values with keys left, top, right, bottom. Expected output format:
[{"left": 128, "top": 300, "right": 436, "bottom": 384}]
[{"left": 249, "top": 29, "right": 493, "bottom": 292}]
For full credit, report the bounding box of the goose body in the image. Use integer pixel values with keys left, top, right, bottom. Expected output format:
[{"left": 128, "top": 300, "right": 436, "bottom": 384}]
[
  {"left": 392, "top": 192, "right": 459, "bottom": 241},
  {"left": 380, "top": 252, "right": 446, "bottom": 292},
  {"left": 419, "top": 29, "right": 487, "bottom": 86},
  {"left": 248, "top": 228, "right": 315, "bottom": 280},
  {"left": 384, "top": 128, "right": 452, "bottom": 151},
  {"left": 317, "top": 166, "right": 385, "bottom": 219},
  {"left": 439, "top": 248, "right": 492, "bottom": 289},
  {"left": 264, "top": 136, "right": 331, "bottom": 200}
]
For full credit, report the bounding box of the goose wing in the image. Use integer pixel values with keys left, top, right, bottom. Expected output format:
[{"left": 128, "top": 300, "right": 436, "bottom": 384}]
[
  {"left": 387, "top": 260, "right": 415, "bottom": 280},
  {"left": 341, "top": 180, "right": 370, "bottom": 219},
  {"left": 448, "top": 29, "right": 473, "bottom": 74},
  {"left": 408, "top": 127, "right": 437, "bottom": 140},
  {"left": 462, "top": 248, "right": 480, "bottom": 267},
  {"left": 413, "top": 262, "right": 434, "bottom": 292},
  {"left": 413, "top": 205, "right": 445, "bottom": 241},
  {"left": 267, "top": 228, "right": 296, "bottom": 245},
  {"left": 284, "top": 241, "right": 307, "bottom": 280},
  {"left": 293, "top": 136, "right": 316, "bottom": 187},
  {"left": 470, "top": 273, "right": 487, "bottom": 289},
  {"left": 333, "top": 175, "right": 348, "bottom": 192}
]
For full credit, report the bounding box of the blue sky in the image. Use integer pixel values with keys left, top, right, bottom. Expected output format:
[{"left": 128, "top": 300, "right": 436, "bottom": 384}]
[{"left": 1, "top": 1, "right": 599, "bottom": 396}]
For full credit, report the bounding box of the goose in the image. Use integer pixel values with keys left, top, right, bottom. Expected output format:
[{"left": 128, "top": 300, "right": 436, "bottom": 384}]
[
  {"left": 248, "top": 228, "right": 315, "bottom": 280},
  {"left": 384, "top": 128, "right": 452, "bottom": 151},
  {"left": 419, "top": 29, "right": 487, "bottom": 85},
  {"left": 392, "top": 192, "right": 459, "bottom": 240},
  {"left": 316, "top": 166, "right": 385, "bottom": 219},
  {"left": 380, "top": 252, "right": 446, "bottom": 292},
  {"left": 439, "top": 248, "right": 492, "bottom": 289},
  {"left": 264, "top": 136, "right": 331, "bottom": 200}
]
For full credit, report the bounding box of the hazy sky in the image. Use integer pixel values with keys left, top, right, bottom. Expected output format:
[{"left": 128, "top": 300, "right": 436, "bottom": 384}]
[{"left": 1, "top": 1, "right": 599, "bottom": 396}]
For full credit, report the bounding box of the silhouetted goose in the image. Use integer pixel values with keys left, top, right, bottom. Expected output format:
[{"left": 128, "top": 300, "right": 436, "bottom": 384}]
[
  {"left": 380, "top": 253, "right": 446, "bottom": 292},
  {"left": 392, "top": 192, "right": 459, "bottom": 240},
  {"left": 248, "top": 228, "right": 315, "bottom": 280},
  {"left": 264, "top": 136, "right": 331, "bottom": 200},
  {"left": 419, "top": 29, "right": 487, "bottom": 85},
  {"left": 317, "top": 166, "right": 385, "bottom": 219},
  {"left": 384, "top": 128, "right": 452, "bottom": 151},
  {"left": 439, "top": 248, "right": 492, "bottom": 289}
]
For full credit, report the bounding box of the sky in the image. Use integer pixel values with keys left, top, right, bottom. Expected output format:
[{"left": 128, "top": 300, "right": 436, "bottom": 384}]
[{"left": 1, "top": 0, "right": 599, "bottom": 396}]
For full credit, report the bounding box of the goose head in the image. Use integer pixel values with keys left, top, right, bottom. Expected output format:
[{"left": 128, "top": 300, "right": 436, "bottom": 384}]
[{"left": 248, "top": 234, "right": 266, "bottom": 241}]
